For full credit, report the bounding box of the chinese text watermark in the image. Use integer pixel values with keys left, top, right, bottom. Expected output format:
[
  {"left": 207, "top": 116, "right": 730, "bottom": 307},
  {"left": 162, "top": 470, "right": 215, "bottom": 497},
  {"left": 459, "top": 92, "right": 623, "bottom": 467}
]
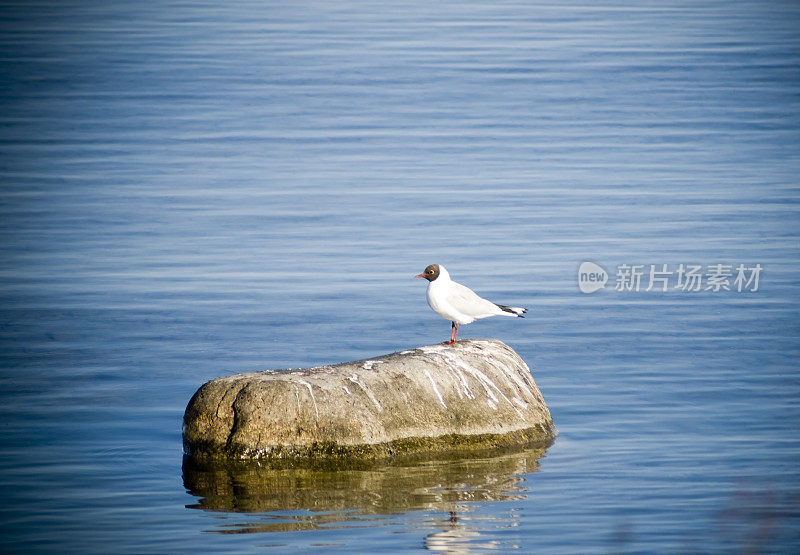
[{"left": 578, "top": 262, "right": 762, "bottom": 294}]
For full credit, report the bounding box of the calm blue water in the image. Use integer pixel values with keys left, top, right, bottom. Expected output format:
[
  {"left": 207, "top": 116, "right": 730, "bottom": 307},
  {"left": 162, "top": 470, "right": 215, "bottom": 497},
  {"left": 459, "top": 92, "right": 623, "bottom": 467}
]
[{"left": 1, "top": 0, "right": 799, "bottom": 552}]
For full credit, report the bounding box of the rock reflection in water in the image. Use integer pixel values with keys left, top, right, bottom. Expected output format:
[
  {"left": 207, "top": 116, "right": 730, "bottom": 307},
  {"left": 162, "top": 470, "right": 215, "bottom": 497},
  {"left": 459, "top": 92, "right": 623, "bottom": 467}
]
[{"left": 183, "top": 443, "right": 550, "bottom": 536}]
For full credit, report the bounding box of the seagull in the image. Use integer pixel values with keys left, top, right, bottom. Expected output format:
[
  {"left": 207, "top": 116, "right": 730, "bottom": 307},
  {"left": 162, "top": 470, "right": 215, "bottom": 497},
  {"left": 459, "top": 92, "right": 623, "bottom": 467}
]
[{"left": 414, "top": 264, "right": 527, "bottom": 344}]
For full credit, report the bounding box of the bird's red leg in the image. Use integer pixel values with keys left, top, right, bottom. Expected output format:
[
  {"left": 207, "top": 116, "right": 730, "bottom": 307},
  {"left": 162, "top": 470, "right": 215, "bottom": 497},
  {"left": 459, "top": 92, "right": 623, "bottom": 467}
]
[
  {"left": 445, "top": 321, "right": 456, "bottom": 344},
  {"left": 453, "top": 323, "right": 459, "bottom": 342}
]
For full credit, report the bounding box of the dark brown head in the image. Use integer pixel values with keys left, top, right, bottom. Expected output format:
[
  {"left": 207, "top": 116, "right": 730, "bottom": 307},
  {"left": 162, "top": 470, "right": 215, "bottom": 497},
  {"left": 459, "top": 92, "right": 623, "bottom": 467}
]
[{"left": 414, "top": 264, "right": 440, "bottom": 282}]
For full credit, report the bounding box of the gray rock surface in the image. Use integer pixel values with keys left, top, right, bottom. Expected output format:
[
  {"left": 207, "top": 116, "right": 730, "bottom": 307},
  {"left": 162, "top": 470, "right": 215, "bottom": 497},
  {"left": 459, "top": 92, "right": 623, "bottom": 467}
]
[{"left": 183, "top": 339, "right": 555, "bottom": 461}]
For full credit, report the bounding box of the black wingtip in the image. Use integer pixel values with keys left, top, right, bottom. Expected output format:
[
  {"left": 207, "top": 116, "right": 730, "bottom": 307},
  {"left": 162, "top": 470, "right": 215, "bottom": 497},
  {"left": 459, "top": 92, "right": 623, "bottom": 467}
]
[{"left": 496, "top": 304, "right": 528, "bottom": 317}]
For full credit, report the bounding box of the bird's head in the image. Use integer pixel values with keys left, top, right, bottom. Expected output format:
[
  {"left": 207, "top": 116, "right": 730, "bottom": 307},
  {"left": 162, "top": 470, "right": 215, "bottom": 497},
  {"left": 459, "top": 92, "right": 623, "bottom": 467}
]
[{"left": 414, "top": 264, "right": 441, "bottom": 282}]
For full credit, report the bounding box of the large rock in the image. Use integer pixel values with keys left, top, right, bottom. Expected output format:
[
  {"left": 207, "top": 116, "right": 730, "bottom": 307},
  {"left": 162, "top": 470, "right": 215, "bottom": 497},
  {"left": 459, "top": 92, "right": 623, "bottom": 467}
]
[{"left": 183, "top": 339, "right": 555, "bottom": 461}]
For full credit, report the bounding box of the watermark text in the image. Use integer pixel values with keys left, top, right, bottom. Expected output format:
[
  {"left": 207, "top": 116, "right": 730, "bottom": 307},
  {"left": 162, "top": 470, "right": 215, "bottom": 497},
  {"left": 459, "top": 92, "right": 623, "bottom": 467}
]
[{"left": 579, "top": 262, "right": 762, "bottom": 294}]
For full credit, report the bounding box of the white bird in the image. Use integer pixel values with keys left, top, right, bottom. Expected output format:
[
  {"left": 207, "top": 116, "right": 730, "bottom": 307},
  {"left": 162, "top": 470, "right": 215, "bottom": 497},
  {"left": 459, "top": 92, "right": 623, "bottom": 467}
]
[{"left": 414, "top": 264, "right": 527, "bottom": 344}]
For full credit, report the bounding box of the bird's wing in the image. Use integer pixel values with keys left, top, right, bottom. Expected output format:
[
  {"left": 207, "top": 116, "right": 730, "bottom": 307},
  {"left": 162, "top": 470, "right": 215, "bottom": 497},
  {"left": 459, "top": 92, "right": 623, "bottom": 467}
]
[{"left": 447, "top": 281, "right": 501, "bottom": 319}]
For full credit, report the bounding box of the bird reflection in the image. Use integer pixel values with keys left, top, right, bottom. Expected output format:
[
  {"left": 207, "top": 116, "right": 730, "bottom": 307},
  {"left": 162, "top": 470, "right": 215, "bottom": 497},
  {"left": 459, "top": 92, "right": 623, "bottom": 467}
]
[{"left": 424, "top": 508, "right": 522, "bottom": 553}]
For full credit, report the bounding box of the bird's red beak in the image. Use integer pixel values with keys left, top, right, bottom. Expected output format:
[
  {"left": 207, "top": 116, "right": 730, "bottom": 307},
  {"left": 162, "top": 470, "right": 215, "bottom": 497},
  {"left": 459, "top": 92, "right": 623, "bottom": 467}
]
[{"left": 414, "top": 273, "right": 425, "bottom": 279}]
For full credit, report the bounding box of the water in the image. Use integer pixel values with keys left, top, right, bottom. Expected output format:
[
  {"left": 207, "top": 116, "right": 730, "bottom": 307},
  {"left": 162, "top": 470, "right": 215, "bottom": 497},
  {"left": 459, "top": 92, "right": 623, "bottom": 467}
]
[{"left": 1, "top": 0, "right": 799, "bottom": 552}]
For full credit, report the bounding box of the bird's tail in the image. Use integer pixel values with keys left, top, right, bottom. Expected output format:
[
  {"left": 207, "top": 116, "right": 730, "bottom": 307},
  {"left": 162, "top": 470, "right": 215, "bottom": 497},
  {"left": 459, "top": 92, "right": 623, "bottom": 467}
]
[{"left": 495, "top": 304, "right": 527, "bottom": 318}]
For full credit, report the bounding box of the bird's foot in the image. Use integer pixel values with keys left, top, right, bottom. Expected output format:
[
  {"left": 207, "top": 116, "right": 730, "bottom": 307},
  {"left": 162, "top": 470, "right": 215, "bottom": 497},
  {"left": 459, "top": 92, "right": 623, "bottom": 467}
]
[{"left": 443, "top": 339, "right": 456, "bottom": 345}]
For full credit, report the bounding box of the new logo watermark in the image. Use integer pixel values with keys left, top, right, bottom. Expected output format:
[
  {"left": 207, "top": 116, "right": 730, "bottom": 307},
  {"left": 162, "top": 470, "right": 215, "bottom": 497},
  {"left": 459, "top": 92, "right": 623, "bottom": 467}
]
[
  {"left": 578, "top": 261, "right": 608, "bottom": 294},
  {"left": 578, "top": 262, "right": 762, "bottom": 294}
]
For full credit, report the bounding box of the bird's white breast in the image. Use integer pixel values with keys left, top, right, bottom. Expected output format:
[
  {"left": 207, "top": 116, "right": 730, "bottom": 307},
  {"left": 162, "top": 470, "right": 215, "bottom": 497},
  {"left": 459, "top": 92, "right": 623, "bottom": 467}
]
[{"left": 426, "top": 279, "right": 476, "bottom": 324}]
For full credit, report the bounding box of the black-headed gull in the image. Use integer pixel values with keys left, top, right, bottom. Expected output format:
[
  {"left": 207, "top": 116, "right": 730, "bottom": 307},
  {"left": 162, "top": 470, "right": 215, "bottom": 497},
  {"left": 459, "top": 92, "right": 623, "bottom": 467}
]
[{"left": 414, "top": 264, "right": 527, "bottom": 344}]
